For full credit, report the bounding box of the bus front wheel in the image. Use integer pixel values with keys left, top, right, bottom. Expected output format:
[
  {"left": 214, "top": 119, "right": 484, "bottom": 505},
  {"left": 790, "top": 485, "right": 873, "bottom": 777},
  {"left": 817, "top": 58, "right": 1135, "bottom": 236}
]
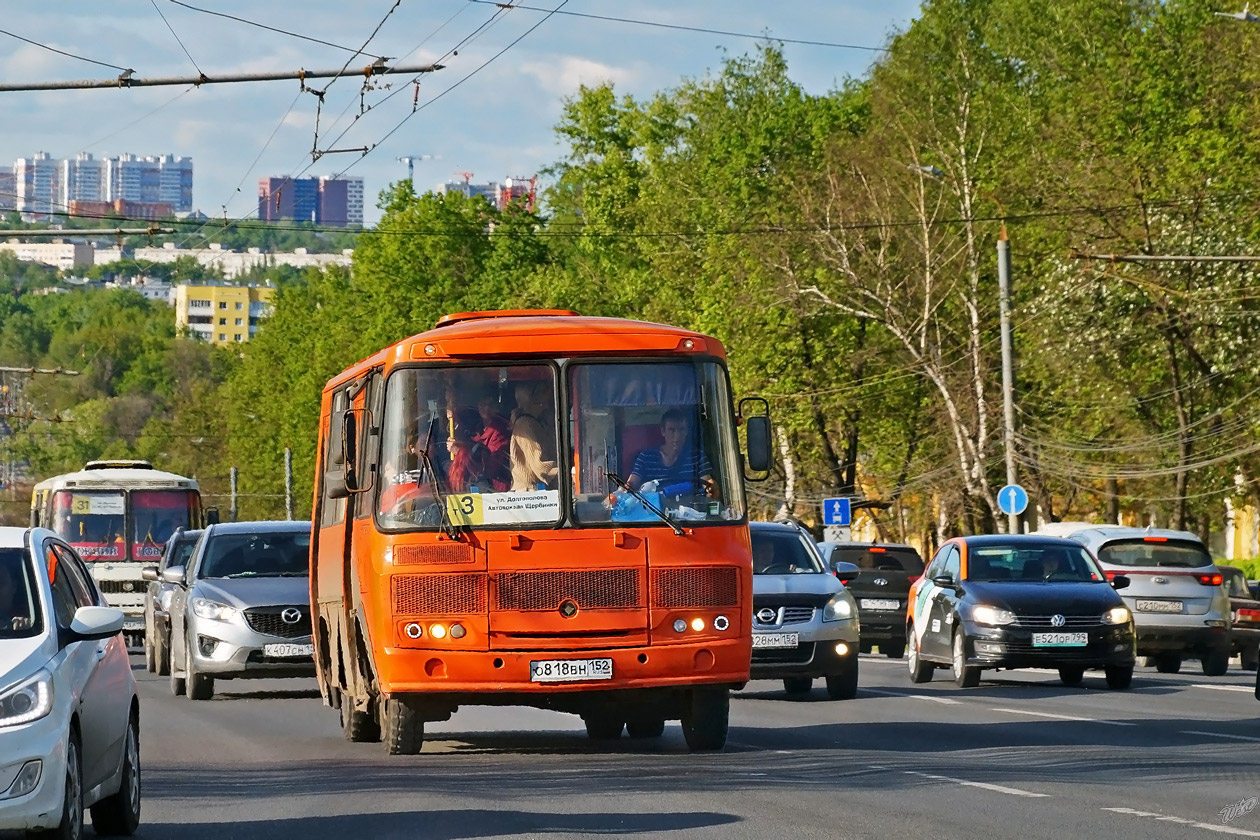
[
  {"left": 383, "top": 697, "right": 425, "bottom": 756},
  {"left": 681, "top": 687, "right": 729, "bottom": 751}
]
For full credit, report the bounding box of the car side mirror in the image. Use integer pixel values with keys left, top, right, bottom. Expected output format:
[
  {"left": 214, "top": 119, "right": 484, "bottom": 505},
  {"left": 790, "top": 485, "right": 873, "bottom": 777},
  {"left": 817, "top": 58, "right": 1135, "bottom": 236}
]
[
  {"left": 932, "top": 573, "right": 956, "bottom": 588},
  {"left": 1110, "top": 574, "right": 1130, "bottom": 591},
  {"left": 832, "top": 560, "right": 860, "bottom": 585},
  {"left": 161, "top": 566, "right": 186, "bottom": 585},
  {"left": 142, "top": 566, "right": 159, "bottom": 582},
  {"left": 64, "top": 605, "right": 125, "bottom": 644}
]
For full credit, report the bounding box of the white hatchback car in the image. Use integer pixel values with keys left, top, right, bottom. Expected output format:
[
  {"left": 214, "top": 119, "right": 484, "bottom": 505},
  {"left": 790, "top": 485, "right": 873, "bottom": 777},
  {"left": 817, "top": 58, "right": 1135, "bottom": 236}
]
[{"left": 0, "top": 526, "right": 140, "bottom": 839}]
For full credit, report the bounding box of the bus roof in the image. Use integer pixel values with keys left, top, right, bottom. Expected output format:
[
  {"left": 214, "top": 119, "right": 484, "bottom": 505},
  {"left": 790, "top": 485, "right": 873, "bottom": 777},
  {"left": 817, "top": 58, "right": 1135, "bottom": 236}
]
[
  {"left": 32, "top": 463, "right": 200, "bottom": 492},
  {"left": 322, "top": 310, "right": 724, "bottom": 393}
]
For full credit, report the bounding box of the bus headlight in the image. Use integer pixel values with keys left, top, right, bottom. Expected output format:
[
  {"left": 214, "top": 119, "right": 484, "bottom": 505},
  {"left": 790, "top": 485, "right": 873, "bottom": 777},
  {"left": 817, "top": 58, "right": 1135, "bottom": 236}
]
[{"left": 823, "top": 593, "right": 855, "bottom": 622}]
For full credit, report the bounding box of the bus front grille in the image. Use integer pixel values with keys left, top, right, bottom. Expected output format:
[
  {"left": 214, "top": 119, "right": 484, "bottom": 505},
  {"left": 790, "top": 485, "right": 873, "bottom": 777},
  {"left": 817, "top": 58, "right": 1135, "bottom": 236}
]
[
  {"left": 494, "top": 569, "right": 640, "bottom": 611},
  {"left": 650, "top": 567, "right": 739, "bottom": 608},
  {"left": 393, "top": 543, "right": 474, "bottom": 566},
  {"left": 392, "top": 574, "right": 487, "bottom": 615}
]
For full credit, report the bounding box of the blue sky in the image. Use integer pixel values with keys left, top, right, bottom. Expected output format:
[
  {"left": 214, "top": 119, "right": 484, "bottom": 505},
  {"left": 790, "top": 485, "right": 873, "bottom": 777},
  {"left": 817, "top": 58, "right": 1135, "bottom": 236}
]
[{"left": 0, "top": 1, "right": 922, "bottom": 226}]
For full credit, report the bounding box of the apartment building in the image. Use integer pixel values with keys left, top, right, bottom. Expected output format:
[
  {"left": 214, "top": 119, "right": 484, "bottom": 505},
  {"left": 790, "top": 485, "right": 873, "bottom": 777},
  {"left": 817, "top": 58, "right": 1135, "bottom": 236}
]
[{"left": 173, "top": 283, "right": 275, "bottom": 345}]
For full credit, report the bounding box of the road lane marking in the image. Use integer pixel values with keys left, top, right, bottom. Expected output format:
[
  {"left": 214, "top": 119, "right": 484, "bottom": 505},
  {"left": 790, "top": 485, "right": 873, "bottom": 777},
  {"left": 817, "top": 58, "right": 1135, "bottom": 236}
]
[
  {"left": 1102, "top": 807, "right": 1260, "bottom": 837},
  {"left": 862, "top": 688, "right": 961, "bottom": 705},
  {"left": 1192, "top": 684, "right": 1254, "bottom": 693},
  {"left": 1181, "top": 730, "right": 1260, "bottom": 743},
  {"left": 990, "top": 707, "right": 1136, "bottom": 726},
  {"left": 903, "top": 770, "right": 1049, "bottom": 798}
]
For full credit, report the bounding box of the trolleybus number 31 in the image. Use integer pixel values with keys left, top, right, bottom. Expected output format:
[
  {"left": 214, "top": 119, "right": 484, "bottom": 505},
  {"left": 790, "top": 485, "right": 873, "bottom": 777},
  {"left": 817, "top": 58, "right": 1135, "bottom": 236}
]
[{"left": 529, "top": 658, "right": 614, "bottom": 682}]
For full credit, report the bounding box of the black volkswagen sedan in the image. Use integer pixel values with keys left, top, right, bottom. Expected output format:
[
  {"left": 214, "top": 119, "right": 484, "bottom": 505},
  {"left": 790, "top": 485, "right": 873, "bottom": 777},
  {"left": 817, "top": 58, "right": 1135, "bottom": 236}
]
[{"left": 906, "top": 535, "right": 1136, "bottom": 689}]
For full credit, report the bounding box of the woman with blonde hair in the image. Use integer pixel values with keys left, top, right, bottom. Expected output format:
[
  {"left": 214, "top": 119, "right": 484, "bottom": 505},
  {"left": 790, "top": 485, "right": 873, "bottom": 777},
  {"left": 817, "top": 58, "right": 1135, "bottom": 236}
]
[{"left": 510, "top": 381, "right": 558, "bottom": 491}]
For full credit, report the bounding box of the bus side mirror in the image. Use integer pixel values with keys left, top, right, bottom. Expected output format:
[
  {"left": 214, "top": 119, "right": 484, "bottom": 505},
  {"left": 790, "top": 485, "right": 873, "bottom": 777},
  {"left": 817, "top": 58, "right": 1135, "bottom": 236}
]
[
  {"left": 739, "top": 397, "right": 772, "bottom": 481},
  {"left": 204, "top": 508, "right": 220, "bottom": 526}
]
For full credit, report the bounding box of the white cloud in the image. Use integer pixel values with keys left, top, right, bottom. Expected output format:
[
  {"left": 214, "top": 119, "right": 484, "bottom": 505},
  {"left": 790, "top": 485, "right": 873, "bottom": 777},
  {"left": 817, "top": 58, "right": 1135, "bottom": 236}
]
[{"left": 518, "top": 56, "right": 639, "bottom": 97}]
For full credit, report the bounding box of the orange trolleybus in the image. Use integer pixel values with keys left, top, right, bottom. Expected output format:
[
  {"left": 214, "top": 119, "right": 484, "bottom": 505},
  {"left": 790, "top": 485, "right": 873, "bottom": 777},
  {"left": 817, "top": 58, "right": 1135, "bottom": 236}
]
[{"left": 310, "top": 309, "right": 771, "bottom": 754}]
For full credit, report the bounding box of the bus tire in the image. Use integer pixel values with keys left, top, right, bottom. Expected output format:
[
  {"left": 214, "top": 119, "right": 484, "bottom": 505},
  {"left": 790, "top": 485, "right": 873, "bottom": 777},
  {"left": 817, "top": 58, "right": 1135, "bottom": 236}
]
[
  {"left": 583, "top": 712, "right": 624, "bottom": 740},
  {"left": 341, "top": 700, "right": 381, "bottom": 743},
  {"left": 383, "top": 697, "right": 424, "bottom": 756},
  {"left": 681, "top": 687, "right": 729, "bottom": 752}
]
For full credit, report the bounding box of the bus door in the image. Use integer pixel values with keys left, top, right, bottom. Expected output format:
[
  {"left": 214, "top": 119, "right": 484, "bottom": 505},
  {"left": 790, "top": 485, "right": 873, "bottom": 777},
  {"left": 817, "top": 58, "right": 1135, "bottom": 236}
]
[{"left": 314, "top": 387, "right": 354, "bottom": 693}]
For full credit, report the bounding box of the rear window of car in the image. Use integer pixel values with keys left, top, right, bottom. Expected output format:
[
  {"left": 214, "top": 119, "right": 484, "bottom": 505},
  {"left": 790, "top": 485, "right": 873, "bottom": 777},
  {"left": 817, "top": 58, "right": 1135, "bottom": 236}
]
[
  {"left": 1095, "top": 539, "right": 1212, "bottom": 569},
  {"left": 831, "top": 547, "right": 924, "bottom": 574}
]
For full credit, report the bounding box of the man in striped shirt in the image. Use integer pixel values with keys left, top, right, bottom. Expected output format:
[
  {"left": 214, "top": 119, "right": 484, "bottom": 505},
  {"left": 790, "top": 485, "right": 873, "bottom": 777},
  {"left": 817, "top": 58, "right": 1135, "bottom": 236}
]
[{"left": 627, "top": 408, "right": 719, "bottom": 499}]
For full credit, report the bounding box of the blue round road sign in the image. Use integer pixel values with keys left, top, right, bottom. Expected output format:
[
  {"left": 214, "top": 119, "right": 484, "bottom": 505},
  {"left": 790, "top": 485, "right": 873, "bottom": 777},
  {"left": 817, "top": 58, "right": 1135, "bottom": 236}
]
[{"left": 997, "top": 484, "right": 1029, "bottom": 516}]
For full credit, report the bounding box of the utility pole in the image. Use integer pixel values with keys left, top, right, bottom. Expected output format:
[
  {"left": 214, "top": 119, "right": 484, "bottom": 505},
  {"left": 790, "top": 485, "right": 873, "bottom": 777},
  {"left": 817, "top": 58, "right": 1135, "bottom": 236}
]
[
  {"left": 284, "top": 447, "right": 294, "bottom": 521},
  {"left": 229, "top": 467, "right": 239, "bottom": 523},
  {"left": 998, "top": 224, "right": 1019, "bottom": 534}
]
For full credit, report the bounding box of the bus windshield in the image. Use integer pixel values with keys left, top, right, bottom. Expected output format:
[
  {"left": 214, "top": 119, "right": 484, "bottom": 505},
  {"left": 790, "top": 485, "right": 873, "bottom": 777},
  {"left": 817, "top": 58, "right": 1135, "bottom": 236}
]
[
  {"left": 53, "top": 490, "right": 126, "bottom": 560},
  {"left": 570, "top": 361, "right": 743, "bottom": 524},
  {"left": 377, "top": 363, "right": 561, "bottom": 529},
  {"left": 132, "top": 490, "right": 199, "bottom": 560}
]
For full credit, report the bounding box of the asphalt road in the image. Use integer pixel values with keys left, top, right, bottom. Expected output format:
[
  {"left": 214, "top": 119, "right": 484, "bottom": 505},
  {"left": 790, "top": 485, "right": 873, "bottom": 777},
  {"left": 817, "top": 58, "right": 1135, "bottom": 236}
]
[{"left": 128, "top": 654, "right": 1260, "bottom": 840}]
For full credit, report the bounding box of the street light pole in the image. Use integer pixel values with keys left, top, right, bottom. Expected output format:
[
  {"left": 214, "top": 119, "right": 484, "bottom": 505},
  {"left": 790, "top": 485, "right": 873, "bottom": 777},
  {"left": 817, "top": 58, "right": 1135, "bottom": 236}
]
[{"left": 997, "top": 221, "right": 1020, "bottom": 534}]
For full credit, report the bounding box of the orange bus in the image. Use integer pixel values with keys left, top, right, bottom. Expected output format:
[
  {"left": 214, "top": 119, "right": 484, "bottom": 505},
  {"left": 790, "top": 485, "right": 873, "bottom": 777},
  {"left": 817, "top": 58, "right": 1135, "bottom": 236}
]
[{"left": 310, "top": 309, "right": 771, "bottom": 754}]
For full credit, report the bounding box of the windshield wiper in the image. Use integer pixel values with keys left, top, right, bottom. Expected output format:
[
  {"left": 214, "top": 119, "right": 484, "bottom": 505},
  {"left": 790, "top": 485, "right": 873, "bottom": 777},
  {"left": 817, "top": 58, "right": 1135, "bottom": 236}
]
[
  {"left": 417, "top": 415, "right": 461, "bottom": 540},
  {"left": 607, "top": 472, "right": 684, "bottom": 536}
]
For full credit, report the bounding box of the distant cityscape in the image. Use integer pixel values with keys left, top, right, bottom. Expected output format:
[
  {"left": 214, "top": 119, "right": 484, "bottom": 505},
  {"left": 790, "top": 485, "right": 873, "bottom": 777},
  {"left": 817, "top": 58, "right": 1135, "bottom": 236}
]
[{"left": 0, "top": 153, "right": 539, "bottom": 228}]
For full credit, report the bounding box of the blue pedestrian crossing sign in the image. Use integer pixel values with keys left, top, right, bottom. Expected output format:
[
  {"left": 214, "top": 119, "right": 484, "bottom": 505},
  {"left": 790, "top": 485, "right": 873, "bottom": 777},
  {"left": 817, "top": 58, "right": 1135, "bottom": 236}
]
[
  {"left": 997, "top": 484, "right": 1029, "bottom": 516},
  {"left": 823, "top": 498, "right": 851, "bottom": 527}
]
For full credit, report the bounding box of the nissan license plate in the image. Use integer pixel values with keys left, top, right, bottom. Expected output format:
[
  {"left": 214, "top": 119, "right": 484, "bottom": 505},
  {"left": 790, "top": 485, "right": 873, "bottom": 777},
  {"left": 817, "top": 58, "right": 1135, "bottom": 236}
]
[
  {"left": 860, "top": 599, "right": 901, "bottom": 611},
  {"left": 1032, "top": 632, "right": 1088, "bottom": 647},
  {"left": 752, "top": 632, "right": 799, "bottom": 649},
  {"left": 1136, "top": 599, "right": 1183, "bottom": 613},
  {"left": 529, "top": 658, "right": 613, "bottom": 682},
  {"left": 263, "top": 643, "right": 314, "bottom": 658}
]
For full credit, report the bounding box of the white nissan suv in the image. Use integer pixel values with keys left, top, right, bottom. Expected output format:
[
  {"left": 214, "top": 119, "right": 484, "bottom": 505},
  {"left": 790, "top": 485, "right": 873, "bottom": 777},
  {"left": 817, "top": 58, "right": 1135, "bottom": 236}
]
[{"left": 0, "top": 526, "right": 140, "bottom": 839}]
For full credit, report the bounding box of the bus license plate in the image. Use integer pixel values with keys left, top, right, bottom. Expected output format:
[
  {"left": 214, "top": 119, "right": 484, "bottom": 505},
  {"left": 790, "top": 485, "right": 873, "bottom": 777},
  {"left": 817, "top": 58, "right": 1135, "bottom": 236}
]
[
  {"left": 1032, "top": 632, "right": 1088, "bottom": 647},
  {"left": 1136, "top": 599, "right": 1183, "bottom": 613},
  {"left": 263, "top": 643, "right": 314, "bottom": 658},
  {"left": 752, "top": 632, "right": 799, "bottom": 649},
  {"left": 529, "top": 658, "right": 613, "bottom": 682},
  {"left": 860, "top": 599, "right": 901, "bottom": 611}
]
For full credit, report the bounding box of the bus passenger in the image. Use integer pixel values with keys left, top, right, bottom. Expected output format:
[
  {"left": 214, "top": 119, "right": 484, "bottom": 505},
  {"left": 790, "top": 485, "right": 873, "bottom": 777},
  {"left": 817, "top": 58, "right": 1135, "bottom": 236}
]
[
  {"left": 447, "top": 409, "right": 494, "bottom": 493},
  {"left": 510, "top": 382, "right": 558, "bottom": 492},
  {"left": 627, "top": 408, "right": 719, "bottom": 499},
  {"left": 476, "top": 391, "right": 511, "bottom": 491}
]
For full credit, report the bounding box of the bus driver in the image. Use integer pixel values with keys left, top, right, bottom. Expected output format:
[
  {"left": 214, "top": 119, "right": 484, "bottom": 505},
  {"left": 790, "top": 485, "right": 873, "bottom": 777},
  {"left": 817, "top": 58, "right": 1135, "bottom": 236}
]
[{"left": 626, "top": 408, "right": 719, "bottom": 499}]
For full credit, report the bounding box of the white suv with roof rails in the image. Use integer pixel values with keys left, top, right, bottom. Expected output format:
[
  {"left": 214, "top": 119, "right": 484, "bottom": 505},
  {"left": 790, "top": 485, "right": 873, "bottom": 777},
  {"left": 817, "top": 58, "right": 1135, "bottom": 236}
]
[{"left": 1035, "top": 523, "right": 1232, "bottom": 676}]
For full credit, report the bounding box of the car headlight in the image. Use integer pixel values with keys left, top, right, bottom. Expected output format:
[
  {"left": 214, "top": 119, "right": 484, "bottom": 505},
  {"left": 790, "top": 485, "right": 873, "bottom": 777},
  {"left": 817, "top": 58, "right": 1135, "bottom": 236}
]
[
  {"left": 0, "top": 670, "right": 54, "bottom": 729},
  {"left": 1102, "top": 606, "right": 1131, "bottom": 625},
  {"left": 971, "top": 605, "right": 1016, "bottom": 626},
  {"left": 191, "top": 597, "right": 238, "bottom": 622},
  {"left": 823, "top": 592, "right": 855, "bottom": 622}
]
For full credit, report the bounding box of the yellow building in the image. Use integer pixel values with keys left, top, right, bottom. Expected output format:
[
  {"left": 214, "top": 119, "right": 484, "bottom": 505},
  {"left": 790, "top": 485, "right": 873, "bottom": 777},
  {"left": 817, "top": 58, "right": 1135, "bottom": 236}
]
[{"left": 173, "top": 284, "right": 275, "bottom": 346}]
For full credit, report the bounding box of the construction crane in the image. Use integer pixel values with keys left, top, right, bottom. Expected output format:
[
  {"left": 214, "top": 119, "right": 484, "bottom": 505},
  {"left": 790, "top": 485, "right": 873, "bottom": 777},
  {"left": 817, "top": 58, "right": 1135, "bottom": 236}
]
[{"left": 397, "top": 154, "right": 437, "bottom": 183}]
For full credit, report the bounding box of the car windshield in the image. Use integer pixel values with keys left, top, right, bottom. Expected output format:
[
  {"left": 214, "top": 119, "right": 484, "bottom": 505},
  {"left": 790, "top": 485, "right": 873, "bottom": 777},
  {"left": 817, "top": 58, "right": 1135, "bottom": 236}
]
[
  {"left": 1095, "top": 539, "right": 1212, "bottom": 568},
  {"left": 829, "top": 546, "right": 924, "bottom": 574},
  {"left": 198, "top": 531, "right": 310, "bottom": 578},
  {"left": 0, "top": 546, "right": 44, "bottom": 639},
  {"left": 752, "top": 529, "right": 825, "bottom": 574},
  {"left": 967, "top": 544, "right": 1104, "bottom": 583}
]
